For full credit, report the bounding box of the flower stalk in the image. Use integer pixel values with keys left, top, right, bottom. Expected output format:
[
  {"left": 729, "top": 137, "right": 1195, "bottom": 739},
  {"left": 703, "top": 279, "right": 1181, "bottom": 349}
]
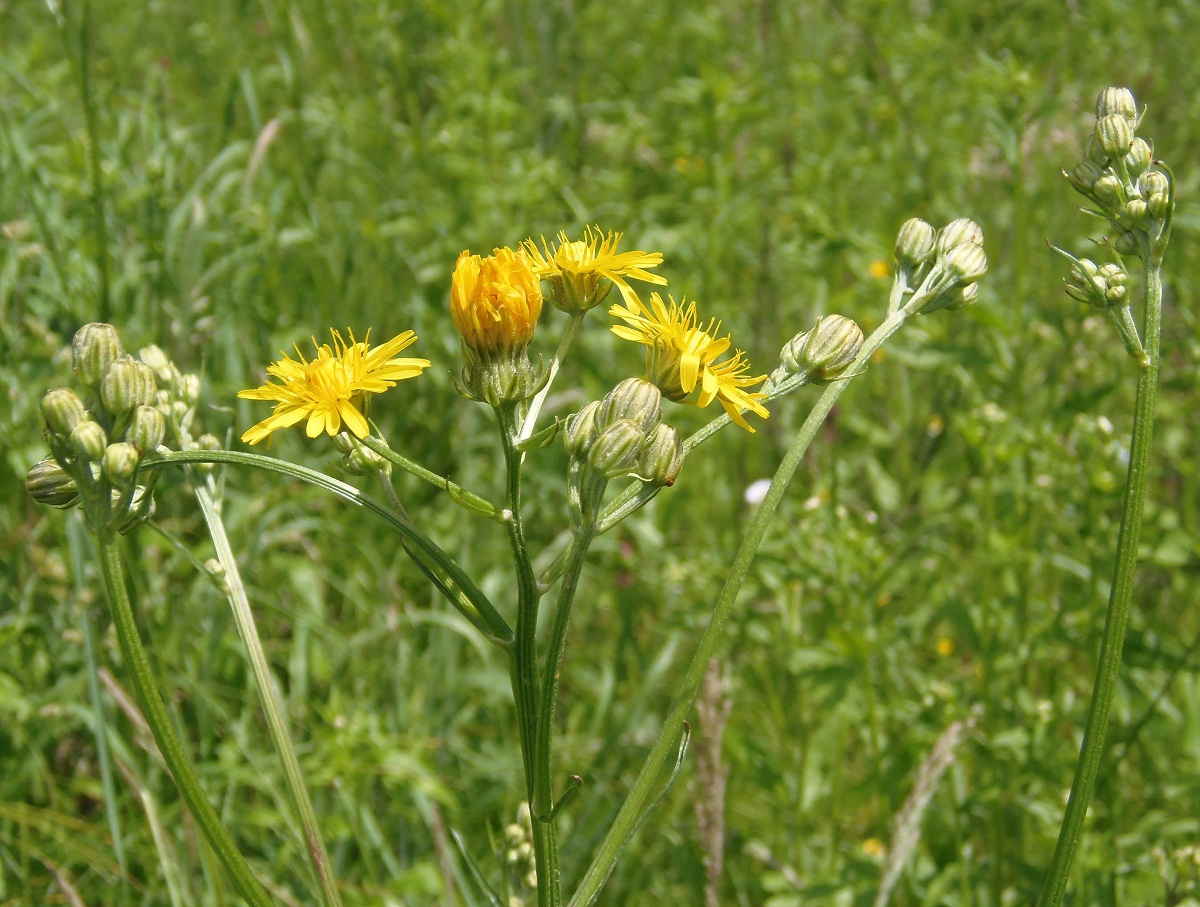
[{"left": 94, "top": 520, "right": 274, "bottom": 907}]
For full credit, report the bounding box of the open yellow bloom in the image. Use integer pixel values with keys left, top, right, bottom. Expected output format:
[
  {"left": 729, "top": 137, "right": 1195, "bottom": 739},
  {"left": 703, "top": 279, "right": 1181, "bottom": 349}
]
[
  {"left": 238, "top": 329, "right": 430, "bottom": 445},
  {"left": 523, "top": 226, "right": 666, "bottom": 312},
  {"left": 450, "top": 247, "right": 543, "bottom": 355},
  {"left": 610, "top": 292, "right": 768, "bottom": 431}
]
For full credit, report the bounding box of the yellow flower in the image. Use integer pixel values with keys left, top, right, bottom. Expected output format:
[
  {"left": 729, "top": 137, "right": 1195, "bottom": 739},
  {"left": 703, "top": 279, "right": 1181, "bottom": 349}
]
[
  {"left": 868, "top": 259, "right": 891, "bottom": 281},
  {"left": 450, "top": 247, "right": 543, "bottom": 355},
  {"left": 610, "top": 291, "right": 768, "bottom": 432},
  {"left": 238, "top": 329, "right": 430, "bottom": 445},
  {"left": 523, "top": 226, "right": 666, "bottom": 313},
  {"left": 936, "top": 637, "right": 955, "bottom": 657}
]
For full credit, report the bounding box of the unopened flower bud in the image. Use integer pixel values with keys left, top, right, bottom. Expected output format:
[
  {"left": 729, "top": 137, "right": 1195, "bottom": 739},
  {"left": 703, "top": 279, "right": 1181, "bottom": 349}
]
[
  {"left": 1095, "top": 114, "right": 1133, "bottom": 158},
  {"left": 936, "top": 218, "right": 983, "bottom": 254},
  {"left": 138, "top": 345, "right": 177, "bottom": 385},
  {"left": 1098, "top": 263, "right": 1128, "bottom": 302},
  {"left": 1124, "top": 198, "right": 1150, "bottom": 225},
  {"left": 70, "top": 420, "right": 108, "bottom": 462},
  {"left": 72, "top": 322, "right": 124, "bottom": 387},
  {"left": 597, "top": 377, "right": 662, "bottom": 434},
  {"left": 1138, "top": 170, "right": 1168, "bottom": 203},
  {"left": 331, "top": 432, "right": 355, "bottom": 455},
  {"left": 1124, "top": 138, "right": 1152, "bottom": 175},
  {"left": 128, "top": 405, "right": 166, "bottom": 453},
  {"left": 179, "top": 373, "right": 202, "bottom": 406},
  {"left": 1147, "top": 189, "right": 1170, "bottom": 219},
  {"left": 796, "top": 315, "right": 865, "bottom": 383},
  {"left": 587, "top": 419, "right": 645, "bottom": 478},
  {"left": 1095, "top": 86, "right": 1137, "bottom": 124},
  {"left": 41, "top": 387, "right": 88, "bottom": 436},
  {"left": 27, "top": 459, "right": 80, "bottom": 508},
  {"left": 564, "top": 401, "right": 603, "bottom": 459},
  {"left": 637, "top": 423, "right": 684, "bottom": 486},
  {"left": 950, "top": 281, "right": 980, "bottom": 310},
  {"left": 1113, "top": 229, "right": 1140, "bottom": 256},
  {"left": 1092, "top": 173, "right": 1124, "bottom": 206},
  {"left": 1083, "top": 134, "right": 1109, "bottom": 165},
  {"left": 100, "top": 356, "right": 157, "bottom": 414},
  {"left": 943, "top": 242, "right": 988, "bottom": 285},
  {"left": 196, "top": 433, "right": 222, "bottom": 451},
  {"left": 894, "top": 218, "right": 937, "bottom": 267},
  {"left": 103, "top": 442, "right": 141, "bottom": 489},
  {"left": 1065, "top": 160, "right": 1104, "bottom": 195},
  {"left": 503, "top": 823, "right": 526, "bottom": 848}
]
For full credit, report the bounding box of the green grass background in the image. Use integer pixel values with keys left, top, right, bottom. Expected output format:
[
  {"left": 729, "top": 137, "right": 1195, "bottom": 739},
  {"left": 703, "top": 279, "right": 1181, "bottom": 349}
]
[{"left": 3, "top": 1, "right": 1200, "bottom": 904}]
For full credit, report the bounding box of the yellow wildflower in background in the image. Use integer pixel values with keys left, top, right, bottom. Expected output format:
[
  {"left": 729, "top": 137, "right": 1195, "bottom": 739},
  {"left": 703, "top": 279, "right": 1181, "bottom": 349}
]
[
  {"left": 450, "top": 247, "right": 543, "bottom": 356},
  {"left": 610, "top": 291, "right": 768, "bottom": 431},
  {"left": 523, "top": 226, "right": 666, "bottom": 313},
  {"left": 238, "top": 329, "right": 430, "bottom": 444}
]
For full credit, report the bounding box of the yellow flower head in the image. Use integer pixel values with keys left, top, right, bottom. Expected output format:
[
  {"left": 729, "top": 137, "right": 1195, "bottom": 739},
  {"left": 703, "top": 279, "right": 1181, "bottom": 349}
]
[
  {"left": 238, "top": 329, "right": 430, "bottom": 445},
  {"left": 523, "top": 226, "right": 667, "bottom": 313},
  {"left": 450, "top": 247, "right": 543, "bottom": 356},
  {"left": 610, "top": 292, "right": 768, "bottom": 432}
]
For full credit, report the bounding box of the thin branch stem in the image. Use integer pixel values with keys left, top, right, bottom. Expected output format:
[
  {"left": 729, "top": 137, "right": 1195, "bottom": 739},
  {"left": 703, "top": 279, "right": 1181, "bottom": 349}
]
[
  {"left": 519, "top": 313, "right": 585, "bottom": 442},
  {"left": 497, "top": 405, "right": 560, "bottom": 907},
  {"left": 195, "top": 482, "right": 344, "bottom": 907},
  {"left": 534, "top": 525, "right": 597, "bottom": 825},
  {"left": 94, "top": 521, "right": 273, "bottom": 907},
  {"left": 1037, "top": 232, "right": 1164, "bottom": 907}
]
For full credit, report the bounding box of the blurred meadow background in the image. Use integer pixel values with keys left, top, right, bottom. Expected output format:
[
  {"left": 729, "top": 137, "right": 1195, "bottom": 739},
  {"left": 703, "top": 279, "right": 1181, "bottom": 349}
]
[{"left": 4, "top": 1, "right": 1200, "bottom": 904}]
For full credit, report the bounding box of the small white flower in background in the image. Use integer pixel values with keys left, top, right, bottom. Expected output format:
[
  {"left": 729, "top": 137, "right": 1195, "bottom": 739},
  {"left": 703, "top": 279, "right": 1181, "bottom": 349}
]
[{"left": 743, "top": 478, "right": 772, "bottom": 506}]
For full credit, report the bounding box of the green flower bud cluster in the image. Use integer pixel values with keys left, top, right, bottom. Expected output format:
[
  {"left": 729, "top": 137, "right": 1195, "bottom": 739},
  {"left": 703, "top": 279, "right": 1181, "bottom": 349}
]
[
  {"left": 776, "top": 314, "right": 864, "bottom": 385},
  {"left": 1063, "top": 86, "right": 1172, "bottom": 253},
  {"left": 890, "top": 217, "right": 988, "bottom": 315},
  {"left": 25, "top": 323, "right": 202, "bottom": 532},
  {"left": 565, "top": 378, "right": 684, "bottom": 529},
  {"left": 566, "top": 378, "right": 683, "bottom": 485},
  {"left": 333, "top": 431, "right": 393, "bottom": 478},
  {"left": 502, "top": 803, "right": 538, "bottom": 895},
  {"left": 1063, "top": 258, "right": 1129, "bottom": 308}
]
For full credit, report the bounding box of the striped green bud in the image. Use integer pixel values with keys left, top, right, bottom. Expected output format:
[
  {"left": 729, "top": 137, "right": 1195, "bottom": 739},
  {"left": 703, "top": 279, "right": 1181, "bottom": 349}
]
[
  {"left": 26, "top": 459, "right": 79, "bottom": 508},
  {"left": 100, "top": 356, "right": 157, "bottom": 414},
  {"left": 41, "top": 387, "right": 88, "bottom": 436},
  {"left": 72, "top": 323, "right": 124, "bottom": 388}
]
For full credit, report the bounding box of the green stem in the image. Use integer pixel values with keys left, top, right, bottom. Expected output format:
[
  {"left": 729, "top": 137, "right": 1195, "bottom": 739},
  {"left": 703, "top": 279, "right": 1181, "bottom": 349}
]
[
  {"left": 497, "top": 405, "right": 560, "bottom": 907},
  {"left": 356, "top": 433, "right": 503, "bottom": 522},
  {"left": 144, "top": 449, "right": 511, "bottom": 646},
  {"left": 534, "top": 526, "right": 597, "bottom": 824},
  {"left": 195, "top": 483, "right": 344, "bottom": 907},
  {"left": 568, "top": 309, "right": 911, "bottom": 906},
  {"left": 94, "top": 522, "right": 273, "bottom": 907},
  {"left": 69, "top": 0, "right": 111, "bottom": 321},
  {"left": 519, "top": 313, "right": 585, "bottom": 442},
  {"left": 1037, "top": 238, "right": 1163, "bottom": 907}
]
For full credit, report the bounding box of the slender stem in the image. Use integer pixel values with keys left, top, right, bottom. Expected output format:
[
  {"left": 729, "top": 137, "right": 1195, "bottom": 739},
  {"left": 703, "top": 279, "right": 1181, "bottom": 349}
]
[
  {"left": 143, "top": 449, "right": 512, "bottom": 646},
  {"left": 71, "top": 0, "right": 111, "bottom": 321},
  {"left": 94, "top": 522, "right": 274, "bottom": 907},
  {"left": 356, "top": 433, "right": 503, "bottom": 522},
  {"left": 497, "top": 405, "right": 560, "bottom": 907},
  {"left": 195, "top": 483, "right": 344, "bottom": 907},
  {"left": 519, "top": 313, "right": 585, "bottom": 442},
  {"left": 568, "top": 310, "right": 911, "bottom": 906},
  {"left": 534, "top": 526, "right": 597, "bottom": 824},
  {"left": 1037, "top": 238, "right": 1163, "bottom": 907}
]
